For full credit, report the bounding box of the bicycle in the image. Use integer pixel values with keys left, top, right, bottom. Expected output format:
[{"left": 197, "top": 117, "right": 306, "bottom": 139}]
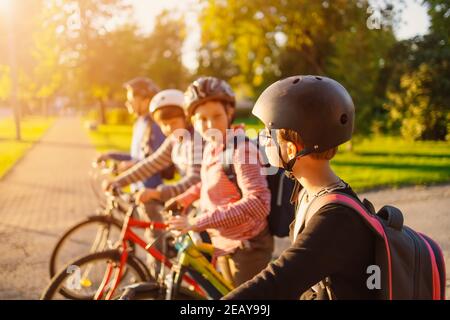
[
  {"left": 41, "top": 187, "right": 206, "bottom": 300},
  {"left": 117, "top": 211, "right": 238, "bottom": 300},
  {"left": 155, "top": 230, "right": 235, "bottom": 300},
  {"left": 48, "top": 160, "right": 137, "bottom": 279}
]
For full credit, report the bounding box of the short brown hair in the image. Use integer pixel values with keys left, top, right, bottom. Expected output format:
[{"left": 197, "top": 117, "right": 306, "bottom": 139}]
[
  {"left": 278, "top": 129, "right": 338, "bottom": 160},
  {"left": 153, "top": 105, "right": 185, "bottom": 121}
]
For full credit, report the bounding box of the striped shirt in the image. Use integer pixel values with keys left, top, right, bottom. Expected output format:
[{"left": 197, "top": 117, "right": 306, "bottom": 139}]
[
  {"left": 174, "top": 132, "right": 271, "bottom": 255},
  {"left": 114, "top": 129, "right": 203, "bottom": 202}
]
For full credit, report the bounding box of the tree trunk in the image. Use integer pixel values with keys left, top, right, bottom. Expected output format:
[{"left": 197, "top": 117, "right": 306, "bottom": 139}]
[{"left": 98, "top": 99, "right": 107, "bottom": 125}]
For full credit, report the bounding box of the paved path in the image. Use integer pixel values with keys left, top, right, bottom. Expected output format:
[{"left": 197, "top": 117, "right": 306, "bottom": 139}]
[{"left": 0, "top": 116, "right": 98, "bottom": 299}]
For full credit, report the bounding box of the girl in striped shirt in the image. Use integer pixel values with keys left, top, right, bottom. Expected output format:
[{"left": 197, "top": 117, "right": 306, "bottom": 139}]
[{"left": 166, "top": 77, "right": 274, "bottom": 286}]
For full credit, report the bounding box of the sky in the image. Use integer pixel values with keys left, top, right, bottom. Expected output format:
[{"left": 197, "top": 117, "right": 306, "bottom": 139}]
[{"left": 128, "top": 0, "right": 431, "bottom": 71}]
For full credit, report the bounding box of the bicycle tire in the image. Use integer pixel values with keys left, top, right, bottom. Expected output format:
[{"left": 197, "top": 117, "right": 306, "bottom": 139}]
[
  {"left": 42, "top": 249, "right": 149, "bottom": 300},
  {"left": 49, "top": 215, "right": 134, "bottom": 278}
]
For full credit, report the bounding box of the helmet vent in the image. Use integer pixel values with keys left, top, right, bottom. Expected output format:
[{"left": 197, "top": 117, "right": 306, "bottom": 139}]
[
  {"left": 340, "top": 114, "right": 348, "bottom": 124},
  {"left": 292, "top": 78, "right": 300, "bottom": 84},
  {"left": 315, "top": 76, "right": 322, "bottom": 80}
]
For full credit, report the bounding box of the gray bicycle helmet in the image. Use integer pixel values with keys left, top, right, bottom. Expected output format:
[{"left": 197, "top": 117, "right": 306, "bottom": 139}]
[
  {"left": 252, "top": 75, "right": 355, "bottom": 171},
  {"left": 184, "top": 76, "right": 236, "bottom": 119}
]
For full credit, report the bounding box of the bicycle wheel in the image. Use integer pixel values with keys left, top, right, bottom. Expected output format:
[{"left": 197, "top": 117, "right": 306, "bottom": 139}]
[
  {"left": 49, "top": 216, "right": 134, "bottom": 278},
  {"left": 42, "top": 250, "right": 150, "bottom": 300}
]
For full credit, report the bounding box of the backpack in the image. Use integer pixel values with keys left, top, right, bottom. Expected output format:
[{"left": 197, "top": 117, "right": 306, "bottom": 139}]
[
  {"left": 303, "top": 191, "right": 446, "bottom": 300},
  {"left": 222, "top": 136, "right": 296, "bottom": 238}
]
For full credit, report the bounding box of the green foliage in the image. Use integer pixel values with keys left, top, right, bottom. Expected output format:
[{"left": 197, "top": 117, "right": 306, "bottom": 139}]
[
  {"left": 85, "top": 123, "right": 133, "bottom": 153},
  {"left": 197, "top": 0, "right": 397, "bottom": 135},
  {"left": 385, "top": 64, "right": 447, "bottom": 140},
  {"left": 106, "top": 108, "right": 135, "bottom": 126},
  {"left": 0, "top": 1, "right": 189, "bottom": 120},
  {"left": 0, "top": 0, "right": 447, "bottom": 142},
  {"left": 85, "top": 108, "right": 134, "bottom": 126},
  {"left": 0, "top": 65, "right": 10, "bottom": 100},
  {"left": 384, "top": 0, "right": 449, "bottom": 140}
]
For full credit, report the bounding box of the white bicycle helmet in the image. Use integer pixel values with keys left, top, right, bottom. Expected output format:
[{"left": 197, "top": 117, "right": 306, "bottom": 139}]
[{"left": 149, "top": 89, "right": 185, "bottom": 115}]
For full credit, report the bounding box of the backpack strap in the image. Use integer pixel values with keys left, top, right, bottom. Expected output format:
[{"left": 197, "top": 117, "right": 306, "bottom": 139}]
[
  {"left": 305, "top": 192, "right": 383, "bottom": 237},
  {"left": 221, "top": 136, "right": 251, "bottom": 197},
  {"left": 303, "top": 192, "right": 394, "bottom": 300}
]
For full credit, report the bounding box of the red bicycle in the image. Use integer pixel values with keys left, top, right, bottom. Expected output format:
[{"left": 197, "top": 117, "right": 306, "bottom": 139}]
[{"left": 41, "top": 187, "right": 206, "bottom": 300}]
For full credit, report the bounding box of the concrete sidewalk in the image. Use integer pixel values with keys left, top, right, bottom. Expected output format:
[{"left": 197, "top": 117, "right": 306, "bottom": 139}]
[{"left": 0, "top": 116, "right": 98, "bottom": 299}]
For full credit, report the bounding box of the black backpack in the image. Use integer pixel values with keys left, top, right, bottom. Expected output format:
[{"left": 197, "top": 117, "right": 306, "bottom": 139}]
[
  {"left": 303, "top": 192, "right": 446, "bottom": 300},
  {"left": 222, "top": 137, "right": 296, "bottom": 237}
]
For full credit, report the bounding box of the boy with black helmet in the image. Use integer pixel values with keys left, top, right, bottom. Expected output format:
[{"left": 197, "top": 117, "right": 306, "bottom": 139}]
[{"left": 223, "top": 75, "right": 376, "bottom": 300}]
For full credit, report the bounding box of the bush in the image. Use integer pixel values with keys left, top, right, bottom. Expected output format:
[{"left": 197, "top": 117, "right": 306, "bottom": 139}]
[
  {"left": 106, "top": 108, "right": 135, "bottom": 125},
  {"left": 385, "top": 64, "right": 448, "bottom": 141}
]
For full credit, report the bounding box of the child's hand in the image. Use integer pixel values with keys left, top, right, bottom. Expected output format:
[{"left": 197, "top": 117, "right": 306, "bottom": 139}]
[
  {"left": 135, "top": 188, "right": 161, "bottom": 203},
  {"left": 96, "top": 153, "right": 109, "bottom": 163},
  {"left": 164, "top": 198, "right": 185, "bottom": 215},
  {"left": 102, "top": 178, "right": 118, "bottom": 192},
  {"left": 167, "top": 215, "right": 196, "bottom": 235}
]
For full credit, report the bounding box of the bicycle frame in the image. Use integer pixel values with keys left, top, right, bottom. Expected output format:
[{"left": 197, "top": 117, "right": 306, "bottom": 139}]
[
  {"left": 93, "top": 204, "right": 205, "bottom": 300},
  {"left": 168, "top": 234, "right": 235, "bottom": 300}
]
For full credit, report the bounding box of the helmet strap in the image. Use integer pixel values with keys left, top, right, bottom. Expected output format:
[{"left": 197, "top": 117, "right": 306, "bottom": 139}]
[{"left": 278, "top": 142, "right": 311, "bottom": 173}]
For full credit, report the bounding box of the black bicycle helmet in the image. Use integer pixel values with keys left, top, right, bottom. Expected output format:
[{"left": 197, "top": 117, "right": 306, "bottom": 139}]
[
  {"left": 123, "top": 77, "right": 160, "bottom": 99},
  {"left": 184, "top": 76, "right": 236, "bottom": 119},
  {"left": 252, "top": 75, "right": 355, "bottom": 171}
]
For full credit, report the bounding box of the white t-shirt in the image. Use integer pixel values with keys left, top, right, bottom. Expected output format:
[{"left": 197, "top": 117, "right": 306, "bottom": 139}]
[
  {"left": 292, "top": 191, "right": 309, "bottom": 243},
  {"left": 130, "top": 116, "right": 148, "bottom": 192},
  {"left": 130, "top": 116, "right": 148, "bottom": 161}
]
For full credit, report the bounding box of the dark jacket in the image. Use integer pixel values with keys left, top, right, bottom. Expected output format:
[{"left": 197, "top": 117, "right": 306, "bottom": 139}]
[
  {"left": 223, "top": 186, "right": 376, "bottom": 300},
  {"left": 106, "top": 116, "right": 165, "bottom": 188}
]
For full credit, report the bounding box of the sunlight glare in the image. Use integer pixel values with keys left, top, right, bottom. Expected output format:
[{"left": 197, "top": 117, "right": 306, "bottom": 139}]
[{"left": 0, "top": 0, "right": 12, "bottom": 13}]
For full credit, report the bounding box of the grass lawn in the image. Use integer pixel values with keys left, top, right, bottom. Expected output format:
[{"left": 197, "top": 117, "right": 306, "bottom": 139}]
[
  {"left": 0, "top": 116, "right": 55, "bottom": 178},
  {"left": 84, "top": 119, "right": 450, "bottom": 192},
  {"left": 85, "top": 122, "right": 132, "bottom": 153},
  {"left": 333, "top": 136, "right": 450, "bottom": 191}
]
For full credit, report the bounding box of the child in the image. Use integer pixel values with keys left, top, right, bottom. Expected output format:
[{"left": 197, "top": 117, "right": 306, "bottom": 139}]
[
  {"left": 166, "top": 76, "right": 274, "bottom": 287},
  {"left": 105, "top": 89, "right": 202, "bottom": 277},
  {"left": 106, "top": 88, "right": 202, "bottom": 207},
  {"left": 97, "top": 77, "right": 166, "bottom": 191},
  {"left": 223, "top": 75, "right": 376, "bottom": 300}
]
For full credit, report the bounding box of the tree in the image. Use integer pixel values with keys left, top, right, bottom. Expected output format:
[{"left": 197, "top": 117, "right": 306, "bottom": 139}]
[
  {"left": 143, "top": 10, "right": 189, "bottom": 89},
  {"left": 34, "top": 2, "right": 189, "bottom": 123},
  {"left": 0, "top": 0, "right": 45, "bottom": 114},
  {"left": 385, "top": 0, "right": 449, "bottom": 140},
  {"left": 41, "top": 0, "right": 133, "bottom": 122},
  {"left": 197, "top": 0, "right": 397, "bottom": 133},
  {"left": 386, "top": 64, "right": 440, "bottom": 140},
  {"left": 31, "top": 3, "right": 66, "bottom": 115}
]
